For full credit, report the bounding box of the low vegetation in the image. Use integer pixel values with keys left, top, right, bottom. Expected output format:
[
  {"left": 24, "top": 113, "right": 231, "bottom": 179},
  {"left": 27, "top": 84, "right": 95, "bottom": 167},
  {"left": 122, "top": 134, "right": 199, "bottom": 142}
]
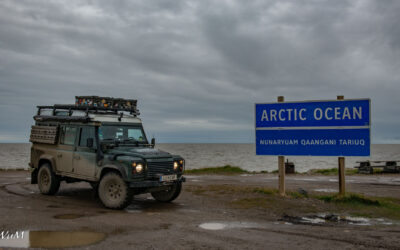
[
  {"left": 308, "top": 168, "right": 358, "bottom": 175},
  {"left": 187, "top": 184, "right": 400, "bottom": 220},
  {"left": 185, "top": 165, "right": 249, "bottom": 175},
  {"left": 185, "top": 166, "right": 368, "bottom": 175},
  {"left": 315, "top": 193, "right": 400, "bottom": 220},
  {"left": 317, "top": 193, "right": 380, "bottom": 206},
  {"left": 0, "top": 168, "right": 28, "bottom": 171}
]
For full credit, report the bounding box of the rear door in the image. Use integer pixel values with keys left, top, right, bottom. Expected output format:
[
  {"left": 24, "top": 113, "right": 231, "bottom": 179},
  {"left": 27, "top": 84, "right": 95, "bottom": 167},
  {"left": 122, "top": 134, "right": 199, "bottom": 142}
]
[
  {"left": 56, "top": 125, "right": 77, "bottom": 173},
  {"left": 73, "top": 126, "right": 97, "bottom": 178}
]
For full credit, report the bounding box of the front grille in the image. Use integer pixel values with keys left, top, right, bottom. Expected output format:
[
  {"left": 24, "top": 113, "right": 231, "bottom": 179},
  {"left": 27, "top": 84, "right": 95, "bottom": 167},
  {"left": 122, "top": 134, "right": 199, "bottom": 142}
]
[{"left": 146, "top": 159, "right": 174, "bottom": 179}]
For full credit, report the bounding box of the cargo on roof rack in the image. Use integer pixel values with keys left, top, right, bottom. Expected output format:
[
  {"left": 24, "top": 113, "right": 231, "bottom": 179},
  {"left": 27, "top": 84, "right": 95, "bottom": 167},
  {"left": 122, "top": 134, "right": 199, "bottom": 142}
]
[
  {"left": 34, "top": 96, "right": 140, "bottom": 122},
  {"left": 75, "top": 96, "right": 137, "bottom": 110}
]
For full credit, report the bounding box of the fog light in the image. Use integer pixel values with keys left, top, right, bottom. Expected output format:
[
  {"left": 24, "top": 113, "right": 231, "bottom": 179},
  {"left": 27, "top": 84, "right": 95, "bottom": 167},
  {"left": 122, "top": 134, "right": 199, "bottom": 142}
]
[
  {"left": 173, "top": 161, "right": 178, "bottom": 170},
  {"left": 136, "top": 164, "right": 143, "bottom": 173}
]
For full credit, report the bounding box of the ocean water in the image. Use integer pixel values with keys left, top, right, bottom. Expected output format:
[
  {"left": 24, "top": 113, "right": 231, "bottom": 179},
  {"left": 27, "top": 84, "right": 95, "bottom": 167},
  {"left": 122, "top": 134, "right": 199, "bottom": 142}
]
[{"left": 0, "top": 143, "right": 399, "bottom": 173}]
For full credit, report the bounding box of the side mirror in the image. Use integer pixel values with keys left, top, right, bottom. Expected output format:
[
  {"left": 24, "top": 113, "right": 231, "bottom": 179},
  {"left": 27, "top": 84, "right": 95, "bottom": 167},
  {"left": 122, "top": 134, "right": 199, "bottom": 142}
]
[
  {"left": 151, "top": 138, "right": 156, "bottom": 148},
  {"left": 87, "top": 138, "right": 94, "bottom": 148}
]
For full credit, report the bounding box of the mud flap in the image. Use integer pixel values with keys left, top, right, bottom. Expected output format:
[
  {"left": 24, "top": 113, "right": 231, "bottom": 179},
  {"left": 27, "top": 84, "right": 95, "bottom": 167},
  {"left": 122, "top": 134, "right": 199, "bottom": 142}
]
[{"left": 31, "top": 168, "right": 38, "bottom": 184}]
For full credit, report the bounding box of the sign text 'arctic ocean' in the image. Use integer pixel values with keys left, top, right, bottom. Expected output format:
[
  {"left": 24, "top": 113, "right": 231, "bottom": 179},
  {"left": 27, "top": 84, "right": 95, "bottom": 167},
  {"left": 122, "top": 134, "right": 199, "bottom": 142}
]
[{"left": 255, "top": 99, "right": 371, "bottom": 156}]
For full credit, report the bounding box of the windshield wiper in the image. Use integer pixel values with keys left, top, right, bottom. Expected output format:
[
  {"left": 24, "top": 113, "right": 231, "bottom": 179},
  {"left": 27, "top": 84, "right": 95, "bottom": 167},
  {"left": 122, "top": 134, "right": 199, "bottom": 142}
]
[
  {"left": 122, "top": 139, "right": 134, "bottom": 142},
  {"left": 102, "top": 138, "right": 116, "bottom": 141}
]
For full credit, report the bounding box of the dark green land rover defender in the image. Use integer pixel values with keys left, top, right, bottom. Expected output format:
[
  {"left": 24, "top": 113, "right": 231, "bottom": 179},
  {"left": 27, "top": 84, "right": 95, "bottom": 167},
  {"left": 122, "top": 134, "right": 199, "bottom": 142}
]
[{"left": 29, "top": 96, "right": 185, "bottom": 209}]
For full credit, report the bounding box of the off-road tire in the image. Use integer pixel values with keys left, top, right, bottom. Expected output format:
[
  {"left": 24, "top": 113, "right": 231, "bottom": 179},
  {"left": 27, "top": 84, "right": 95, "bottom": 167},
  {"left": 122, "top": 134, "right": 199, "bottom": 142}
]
[
  {"left": 38, "top": 163, "right": 60, "bottom": 195},
  {"left": 98, "top": 172, "right": 132, "bottom": 209},
  {"left": 151, "top": 182, "right": 182, "bottom": 202}
]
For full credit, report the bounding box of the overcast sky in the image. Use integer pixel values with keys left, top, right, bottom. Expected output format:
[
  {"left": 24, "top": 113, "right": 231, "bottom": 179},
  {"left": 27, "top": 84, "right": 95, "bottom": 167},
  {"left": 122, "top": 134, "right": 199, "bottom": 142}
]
[{"left": 0, "top": 0, "right": 399, "bottom": 143}]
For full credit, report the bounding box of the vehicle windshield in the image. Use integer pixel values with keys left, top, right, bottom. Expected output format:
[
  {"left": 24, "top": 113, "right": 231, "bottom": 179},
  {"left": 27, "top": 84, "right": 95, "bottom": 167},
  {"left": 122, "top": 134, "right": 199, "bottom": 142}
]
[{"left": 99, "top": 125, "right": 147, "bottom": 144}]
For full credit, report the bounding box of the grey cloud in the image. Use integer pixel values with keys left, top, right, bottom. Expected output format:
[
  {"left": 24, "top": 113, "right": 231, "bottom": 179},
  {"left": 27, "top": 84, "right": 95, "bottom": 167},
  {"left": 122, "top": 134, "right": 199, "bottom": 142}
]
[{"left": 0, "top": 0, "right": 399, "bottom": 143}]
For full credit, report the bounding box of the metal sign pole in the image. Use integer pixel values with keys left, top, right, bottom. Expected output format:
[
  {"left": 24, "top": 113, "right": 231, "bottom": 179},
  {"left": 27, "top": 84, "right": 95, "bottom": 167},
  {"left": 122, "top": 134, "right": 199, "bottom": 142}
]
[
  {"left": 337, "top": 95, "right": 346, "bottom": 195},
  {"left": 277, "top": 96, "right": 285, "bottom": 196}
]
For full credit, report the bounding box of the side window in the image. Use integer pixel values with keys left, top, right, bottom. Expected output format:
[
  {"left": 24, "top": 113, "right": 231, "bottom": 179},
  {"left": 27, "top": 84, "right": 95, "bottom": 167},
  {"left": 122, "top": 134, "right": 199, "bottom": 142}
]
[
  {"left": 60, "top": 126, "right": 77, "bottom": 145},
  {"left": 79, "top": 127, "right": 95, "bottom": 147}
]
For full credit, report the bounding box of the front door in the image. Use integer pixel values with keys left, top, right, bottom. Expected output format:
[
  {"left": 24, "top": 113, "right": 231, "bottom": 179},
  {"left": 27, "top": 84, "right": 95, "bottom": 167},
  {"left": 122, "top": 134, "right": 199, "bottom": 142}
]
[
  {"left": 73, "top": 126, "right": 97, "bottom": 178},
  {"left": 56, "top": 125, "right": 77, "bottom": 173}
]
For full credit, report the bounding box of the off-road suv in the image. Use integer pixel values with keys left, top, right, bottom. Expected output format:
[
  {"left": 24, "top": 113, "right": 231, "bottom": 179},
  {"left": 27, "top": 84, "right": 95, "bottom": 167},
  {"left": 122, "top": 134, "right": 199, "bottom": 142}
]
[{"left": 29, "top": 96, "right": 185, "bottom": 209}]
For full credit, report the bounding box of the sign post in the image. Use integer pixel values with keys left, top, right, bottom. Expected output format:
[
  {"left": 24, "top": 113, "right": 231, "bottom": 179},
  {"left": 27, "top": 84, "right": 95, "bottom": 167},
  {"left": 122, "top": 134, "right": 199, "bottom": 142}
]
[
  {"left": 277, "top": 96, "right": 285, "bottom": 196},
  {"left": 337, "top": 95, "right": 345, "bottom": 195},
  {"left": 255, "top": 97, "right": 370, "bottom": 196}
]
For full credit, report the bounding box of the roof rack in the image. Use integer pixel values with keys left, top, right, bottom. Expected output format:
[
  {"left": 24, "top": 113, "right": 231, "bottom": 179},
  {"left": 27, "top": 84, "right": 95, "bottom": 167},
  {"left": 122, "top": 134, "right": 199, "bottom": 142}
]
[{"left": 34, "top": 96, "right": 140, "bottom": 122}]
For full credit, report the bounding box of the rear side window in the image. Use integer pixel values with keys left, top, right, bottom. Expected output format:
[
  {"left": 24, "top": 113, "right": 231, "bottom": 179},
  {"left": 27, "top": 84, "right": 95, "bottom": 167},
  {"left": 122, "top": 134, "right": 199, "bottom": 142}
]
[
  {"left": 79, "top": 127, "right": 95, "bottom": 147},
  {"left": 60, "top": 126, "right": 77, "bottom": 145}
]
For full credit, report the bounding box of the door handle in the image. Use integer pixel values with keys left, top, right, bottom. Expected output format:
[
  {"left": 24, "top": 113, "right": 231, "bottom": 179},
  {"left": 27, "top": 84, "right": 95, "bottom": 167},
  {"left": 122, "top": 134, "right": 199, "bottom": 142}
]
[
  {"left": 74, "top": 155, "right": 81, "bottom": 160},
  {"left": 57, "top": 153, "right": 62, "bottom": 158}
]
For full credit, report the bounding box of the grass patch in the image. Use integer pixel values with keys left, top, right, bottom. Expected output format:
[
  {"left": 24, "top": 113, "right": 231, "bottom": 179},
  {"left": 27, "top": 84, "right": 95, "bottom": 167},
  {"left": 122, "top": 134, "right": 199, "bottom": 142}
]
[
  {"left": 287, "top": 191, "right": 309, "bottom": 198},
  {"left": 187, "top": 184, "right": 400, "bottom": 220},
  {"left": 232, "top": 198, "right": 273, "bottom": 209},
  {"left": 308, "top": 168, "right": 358, "bottom": 175},
  {"left": 317, "top": 193, "right": 380, "bottom": 206},
  {"left": 316, "top": 193, "right": 400, "bottom": 220},
  {"left": 185, "top": 165, "right": 249, "bottom": 175},
  {"left": 0, "top": 168, "right": 28, "bottom": 171},
  {"left": 252, "top": 187, "right": 278, "bottom": 195}
]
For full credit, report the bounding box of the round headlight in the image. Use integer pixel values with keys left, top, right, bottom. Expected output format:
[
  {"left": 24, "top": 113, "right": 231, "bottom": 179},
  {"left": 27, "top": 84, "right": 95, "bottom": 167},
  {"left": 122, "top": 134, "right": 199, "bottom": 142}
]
[
  {"left": 173, "top": 161, "right": 178, "bottom": 170},
  {"left": 136, "top": 164, "right": 143, "bottom": 173}
]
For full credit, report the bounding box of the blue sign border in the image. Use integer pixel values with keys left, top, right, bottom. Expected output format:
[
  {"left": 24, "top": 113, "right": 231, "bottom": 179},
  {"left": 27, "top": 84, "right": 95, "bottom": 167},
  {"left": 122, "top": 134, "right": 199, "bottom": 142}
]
[{"left": 255, "top": 99, "right": 371, "bottom": 156}]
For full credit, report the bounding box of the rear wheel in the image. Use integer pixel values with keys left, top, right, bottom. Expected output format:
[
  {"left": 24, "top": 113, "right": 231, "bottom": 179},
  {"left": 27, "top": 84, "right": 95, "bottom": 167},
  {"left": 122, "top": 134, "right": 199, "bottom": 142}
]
[
  {"left": 38, "top": 163, "right": 60, "bottom": 195},
  {"left": 151, "top": 182, "right": 182, "bottom": 202},
  {"left": 98, "top": 172, "right": 132, "bottom": 209}
]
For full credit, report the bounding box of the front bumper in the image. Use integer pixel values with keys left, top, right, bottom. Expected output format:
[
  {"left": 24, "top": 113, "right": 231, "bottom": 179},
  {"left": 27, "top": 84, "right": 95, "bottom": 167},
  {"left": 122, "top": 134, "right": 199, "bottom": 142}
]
[{"left": 129, "top": 176, "right": 186, "bottom": 188}]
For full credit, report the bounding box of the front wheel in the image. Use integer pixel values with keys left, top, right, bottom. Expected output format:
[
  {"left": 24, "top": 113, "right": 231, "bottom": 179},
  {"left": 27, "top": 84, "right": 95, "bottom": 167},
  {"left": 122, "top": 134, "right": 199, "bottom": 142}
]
[
  {"left": 98, "top": 172, "right": 133, "bottom": 209},
  {"left": 38, "top": 163, "right": 60, "bottom": 195},
  {"left": 151, "top": 182, "right": 182, "bottom": 202}
]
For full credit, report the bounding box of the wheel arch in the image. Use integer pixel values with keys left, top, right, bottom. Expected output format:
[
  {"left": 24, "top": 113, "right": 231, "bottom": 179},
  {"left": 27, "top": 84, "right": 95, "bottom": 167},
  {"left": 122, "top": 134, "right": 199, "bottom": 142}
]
[
  {"left": 32, "top": 157, "right": 55, "bottom": 184},
  {"left": 100, "top": 165, "right": 128, "bottom": 181},
  {"left": 38, "top": 155, "right": 56, "bottom": 170}
]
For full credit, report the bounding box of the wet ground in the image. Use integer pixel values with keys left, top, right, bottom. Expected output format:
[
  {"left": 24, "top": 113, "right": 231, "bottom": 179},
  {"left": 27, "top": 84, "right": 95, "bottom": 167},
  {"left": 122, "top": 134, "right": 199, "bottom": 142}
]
[{"left": 0, "top": 171, "right": 400, "bottom": 249}]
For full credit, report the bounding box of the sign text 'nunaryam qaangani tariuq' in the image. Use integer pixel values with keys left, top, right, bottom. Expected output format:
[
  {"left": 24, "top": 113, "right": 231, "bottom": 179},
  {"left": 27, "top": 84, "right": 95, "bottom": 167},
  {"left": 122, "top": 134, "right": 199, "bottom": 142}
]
[{"left": 255, "top": 99, "right": 371, "bottom": 156}]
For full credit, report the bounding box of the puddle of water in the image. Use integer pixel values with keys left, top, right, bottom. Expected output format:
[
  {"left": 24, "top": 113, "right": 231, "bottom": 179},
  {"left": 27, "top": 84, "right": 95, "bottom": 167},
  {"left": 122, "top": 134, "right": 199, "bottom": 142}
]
[
  {"left": 282, "top": 214, "right": 395, "bottom": 226},
  {"left": 185, "top": 176, "right": 199, "bottom": 179},
  {"left": 199, "top": 223, "right": 226, "bottom": 230},
  {"left": 314, "top": 188, "right": 336, "bottom": 193},
  {"left": 124, "top": 204, "right": 144, "bottom": 213},
  {"left": 344, "top": 216, "right": 371, "bottom": 225},
  {"left": 0, "top": 231, "right": 106, "bottom": 248},
  {"left": 293, "top": 178, "right": 318, "bottom": 182},
  {"left": 199, "top": 222, "right": 263, "bottom": 231},
  {"left": 179, "top": 209, "right": 200, "bottom": 213},
  {"left": 301, "top": 217, "right": 325, "bottom": 224},
  {"left": 53, "top": 214, "right": 84, "bottom": 219},
  {"left": 47, "top": 205, "right": 61, "bottom": 208}
]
